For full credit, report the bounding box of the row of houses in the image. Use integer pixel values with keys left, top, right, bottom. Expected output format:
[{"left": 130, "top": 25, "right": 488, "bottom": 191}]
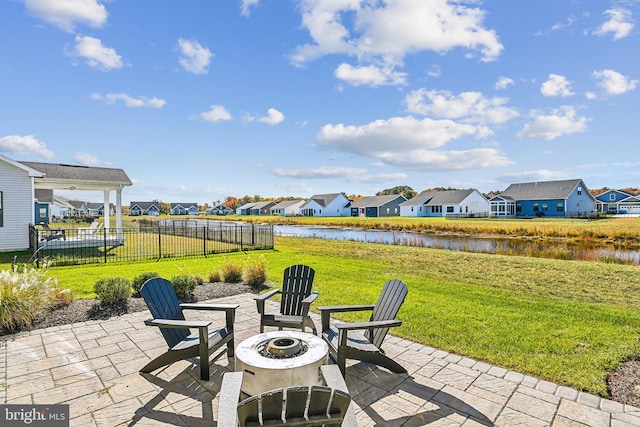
[
  {"left": 128, "top": 202, "right": 234, "bottom": 216},
  {"left": 234, "top": 179, "right": 640, "bottom": 219}
]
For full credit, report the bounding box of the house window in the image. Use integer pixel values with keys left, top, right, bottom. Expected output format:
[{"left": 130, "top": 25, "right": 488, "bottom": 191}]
[
  {"left": 533, "top": 203, "right": 539, "bottom": 212},
  {"left": 516, "top": 203, "right": 522, "bottom": 212},
  {"left": 557, "top": 202, "right": 564, "bottom": 212},
  {"left": 610, "top": 194, "right": 616, "bottom": 201},
  {"left": 447, "top": 206, "right": 454, "bottom": 213},
  {"left": 577, "top": 186, "right": 582, "bottom": 195},
  {"left": 386, "top": 208, "right": 390, "bottom": 214},
  {"left": 542, "top": 204, "right": 548, "bottom": 212},
  {"left": 0, "top": 191, "right": 3, "bottom": 227}
]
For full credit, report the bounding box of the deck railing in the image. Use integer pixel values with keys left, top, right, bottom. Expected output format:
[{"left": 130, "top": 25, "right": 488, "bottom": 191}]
[{"left": 29, "top": 222, "right": 274, "bottom": 266}]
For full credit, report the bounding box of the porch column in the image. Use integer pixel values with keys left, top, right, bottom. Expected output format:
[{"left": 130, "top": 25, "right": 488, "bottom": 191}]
[
  {"left": 115, "top": 188, "right": 123, "bottom": 240},
  {"left": 103, "top": 189, "right": 111, "bottom": 232}
]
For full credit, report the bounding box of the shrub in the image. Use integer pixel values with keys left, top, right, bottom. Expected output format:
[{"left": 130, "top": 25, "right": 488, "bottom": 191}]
[
  {"left": 208, "top": 270, "right": 221, "bottom": 283},
  {"left": 193, "top": 274, "right": 205, "bottom": 285},
  {"left": 222, "top": 264, "right": 243, "bottom": 283},
  {"left": 131, "top": 271, "right": 159, "bottom": 295},
  {"left": 244, "top": 262, "right": 267, "bottom": 288},
  {"left": 94, "top": 277, "right": 131, "bottom": 305},
  {"left": 0, "top": 265, "right": 63, "bottom": 332},
  {"left": 171, "top": 275, "right": 197, "bottom": 298},
  {"left": 51, "top": 289, "right": 74, "bottom": 309}
]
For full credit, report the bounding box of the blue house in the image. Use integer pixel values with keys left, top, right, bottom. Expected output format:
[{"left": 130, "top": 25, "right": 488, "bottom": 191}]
[
  {"left": 490, "top": 179, "right": 596, "bottom": 218},
  {"left": 130, "top": 201, "right": 161, "bottom": 216},
  {"left": 170, "top": 202, "right": 199, "bottom": 215},
  {"left": 594, "top": 189, "right": 635, "bottom": 214}
]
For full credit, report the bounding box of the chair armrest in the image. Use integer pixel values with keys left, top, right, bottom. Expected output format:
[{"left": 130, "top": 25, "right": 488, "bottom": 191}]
[
  {"left": 317, "top": 304, "right": 375, "bottom": 313},
  {"left": 144, "top": 319, "right": 211, "bottom": 329},
  {"left": 320, "top": 365, "right": 357, "bottom": 427},
  {"left": 319, "top": 304, "right": 375, "bottom": 332},
  {"left": 335, "top": 319, "right": 402, "bottom": 331},
  {"left": 218, "top": 372, "right": 243, "bottom": 427},
  {"left": 180, "top": 303, "right": 239, "bottom": 312},
  {"left": 180, "top": 303, "right": 239, "bottom": 331},
  {"left": 301, "top": 292, "right": 318, "bottom": 305},
  {"left": 253, "top": 288, "right": 280, "bottom": 301},
  {"left": 254, "top": 289, "right": 281, "bottom": 314}
]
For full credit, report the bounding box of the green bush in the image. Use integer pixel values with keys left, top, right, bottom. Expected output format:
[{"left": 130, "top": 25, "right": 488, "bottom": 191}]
[
  {"left": 0, "top": 265, "right": 63, "bottom": 332},
  {"left": 171, "top": 275, "right": 197, "bottom": 298},
  {"left": 244, "top": 262, "right": 267, "bottom": 288},
  {"left": 131, "top": 271, "right": 159, "bottom": 294},
  {"left": 222, "top": 264, "right": 243, "bottom": 283},
  {"left": 93, "top": 277, "right": 131, "bottom": 304}
]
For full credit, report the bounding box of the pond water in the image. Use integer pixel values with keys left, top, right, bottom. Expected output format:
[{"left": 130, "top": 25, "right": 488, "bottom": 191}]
[{"left": 273, "top": 224, "right": 640, "bottom": 265}]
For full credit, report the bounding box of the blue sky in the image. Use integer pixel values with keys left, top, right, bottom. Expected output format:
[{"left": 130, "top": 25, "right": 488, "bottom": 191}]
[{"left": 1, "top": 0, "right": 638, "bottom": 205}]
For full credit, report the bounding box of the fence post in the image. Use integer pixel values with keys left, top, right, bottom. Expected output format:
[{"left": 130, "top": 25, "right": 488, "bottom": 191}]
[{"left": 158, "top": 225, "right": 162, "bottom": 258}]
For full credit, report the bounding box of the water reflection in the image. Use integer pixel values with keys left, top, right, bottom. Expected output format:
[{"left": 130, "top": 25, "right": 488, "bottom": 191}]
[{"left": 273, "top": 225, "right": 640, "bottom": 265}]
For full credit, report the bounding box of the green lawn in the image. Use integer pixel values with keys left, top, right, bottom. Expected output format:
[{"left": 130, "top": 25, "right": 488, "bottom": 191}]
[{"left": 3, "top": 235, "right": 640, "bottom": 397}]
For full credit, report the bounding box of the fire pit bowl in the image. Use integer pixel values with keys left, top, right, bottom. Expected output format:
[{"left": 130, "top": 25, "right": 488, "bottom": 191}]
[{"left": 235, "top": 331, "right": 329, "bottom": 396}]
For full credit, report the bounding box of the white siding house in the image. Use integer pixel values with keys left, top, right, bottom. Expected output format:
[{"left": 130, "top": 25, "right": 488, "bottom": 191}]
[
  {"left": 300, "top": 193, "right": 350, "bottom": 217},
  {"left": 0, "top": 155, "right": 43, "bottom": 252},
  {"left": 400, "top": 189, "right": 489, "bottom": 217},
  {"left": 270, "top": 200, "right": 305, "bottom": 216}
]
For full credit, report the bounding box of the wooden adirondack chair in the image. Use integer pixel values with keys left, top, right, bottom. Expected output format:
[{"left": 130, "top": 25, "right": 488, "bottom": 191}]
[
  {"left": 319, "top": 279, "right": 408, "bottom": 375},
  {"left": 140, "top": 277, "right": 239, "bottom": 381},
  {"left": 217, "top": 365, "right": 356, "bottom": 427},
  {"left": 254, "top": 264, "right": 318, "bottom": 334}
]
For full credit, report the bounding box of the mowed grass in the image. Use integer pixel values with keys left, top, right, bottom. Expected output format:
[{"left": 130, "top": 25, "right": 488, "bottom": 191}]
[{"left": 3, "top": 235, "right": 640, "bottom": 396}]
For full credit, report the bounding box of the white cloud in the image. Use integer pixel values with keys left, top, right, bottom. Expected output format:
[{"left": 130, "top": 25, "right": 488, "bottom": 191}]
[
  {"left": 240, "top": 0, "right": 259, "bottom": 17},
  {"left": 68, "top": 35, "right": 122, "bottom": 71},
  {"left": 272, "top": 166, "right": 367, "bottom": 179},
  {"left": 496, "top": 170, "right": 566, "bottom": 184},
  {"left": 199, "top": 105, "right": 232, "bottom": 122},
  {"left": 592, "top": 69, "right": 638, "bottom": 95},
  {"left": 334, "top": 63, "right": 407, "bottom": 87},
  {"left": 73, "top": 152, "right": 110, "bottom": 166},
  {"left": 0, "top": 135, "right": 55, "bottom": 158},
  {"left": 318, "top": 116, "right": 479, "bottom": 156},
  {"left": 271, "top": 166, "right": 407, "bottom": 183},
  {"left": 291, "top": 0, "right": 503, "bottom": 71},
  {"left": 540, "top": 74, "right": 574, "bottom": 97},
  {"left": 379, "top": 148, "right": 513, "bottom": 172},
  {"left": 495, "top": 76, "right": 514, "bottom": 90},
  {"left": 23, "top": 0, "right": 108, "bottom": 32},
  {"left": 404, "top": 89, "right": 519, "bottom": 125},
  {"left": 258, "top": 108, "right": 285, "bottom": 125},
  {"left": 178, "top": 39, "right": 213, "bottom": 74},
  {"left": 91, "top": 92, "right": 166, "bottom": 108},
  {"left": 593, "top": 8, "right": 634, "bottom": 40},
  {"left": 517, "top": 106, "right": 589, "bottom": 141}
]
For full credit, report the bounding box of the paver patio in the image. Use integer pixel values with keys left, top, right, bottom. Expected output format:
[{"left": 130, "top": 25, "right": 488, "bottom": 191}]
[{"left": 1, "top": 293, "right": 640, "bottom": 426}]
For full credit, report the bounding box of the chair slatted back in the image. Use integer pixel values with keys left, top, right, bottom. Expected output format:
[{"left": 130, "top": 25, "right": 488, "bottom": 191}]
[
  {"left": 237, "top": 386, "right": 350, "bottom": 427},
  {"left": 280, "top": 264, "right": 315, "bottom": 316},
  {"left": 140, "top": 277, "right": 189, "bottom": 348},
  {"left": 367, "top": 279, "right": 408, "bottom": 348}
]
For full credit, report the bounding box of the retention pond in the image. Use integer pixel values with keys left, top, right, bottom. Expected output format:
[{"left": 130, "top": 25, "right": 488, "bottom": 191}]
[{"left": 273, "top": 224, "right": 640, "bottom": 265}]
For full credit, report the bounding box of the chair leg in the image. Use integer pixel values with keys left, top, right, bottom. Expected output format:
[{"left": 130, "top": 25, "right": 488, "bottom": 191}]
[{"left": 304, "top": 317, "right": 318, "bottom": 335}]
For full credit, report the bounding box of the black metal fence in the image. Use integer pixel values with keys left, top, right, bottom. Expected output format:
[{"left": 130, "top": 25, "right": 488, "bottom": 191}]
[{"left": 29, "top": 221, "right": 274, "bottom": 266}]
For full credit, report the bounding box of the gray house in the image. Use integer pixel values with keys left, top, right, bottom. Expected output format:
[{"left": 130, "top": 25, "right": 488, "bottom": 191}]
[
  {"left": 170, "top": 203, "right": 199, "bottom": 215},
  {"left": 490, "top": 178, "right": 596, "bottom": 218},
  {"left": 270, "top": 200, "right": 305, "bottom": 216},
  {"left": 350, "top": 195, "right": 406, "bottom": 217}
]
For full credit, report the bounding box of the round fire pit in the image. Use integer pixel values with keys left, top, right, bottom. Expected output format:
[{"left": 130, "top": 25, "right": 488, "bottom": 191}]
[{"left": 235, "top": 331, "right": 328, "bottom": 396}]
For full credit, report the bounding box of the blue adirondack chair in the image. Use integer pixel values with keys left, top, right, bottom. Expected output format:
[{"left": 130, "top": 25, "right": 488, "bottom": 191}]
[
  {"left": 140, "top": 277, "right": 238, "bottom": 381},
  {"left": 319, "top": 279, "right": 408, "bottom": 374},
  {"left": 254, "top": 264, "right": 318, "bottom": 334}
]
